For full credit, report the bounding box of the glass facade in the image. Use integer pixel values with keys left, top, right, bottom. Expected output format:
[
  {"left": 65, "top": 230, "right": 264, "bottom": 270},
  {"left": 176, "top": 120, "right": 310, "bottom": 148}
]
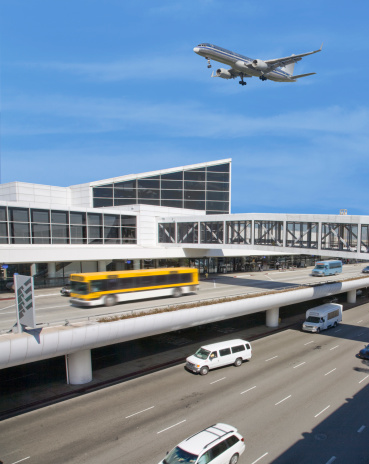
[
  {"left": 321, "top": 223, "right": 358, "bottom": 252},
  {"left": 0, "top": 206, "right": 136, "bottom": 245},
  {"left": 286, "top": 222, "right": 318, "bottom": 249},
  {"left": 93, "top": 162, "right": 231, "bottom": 214}
]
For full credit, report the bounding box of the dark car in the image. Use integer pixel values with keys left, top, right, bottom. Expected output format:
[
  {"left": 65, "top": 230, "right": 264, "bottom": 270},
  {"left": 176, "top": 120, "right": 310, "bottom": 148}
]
[
  {"left": 356, "top": 344, "right": 369, "bottom": 360},
  {"left": 60, "top": 284, "right": 71, "bottom": 296},
  {"left": 362, "top": 266, "right": 369, "bottom": 274}
]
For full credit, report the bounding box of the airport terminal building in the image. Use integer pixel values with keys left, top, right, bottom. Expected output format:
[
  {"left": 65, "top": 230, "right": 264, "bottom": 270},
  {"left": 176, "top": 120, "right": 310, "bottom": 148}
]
[{"left": 0, "top": 158, "right": 367, "bottom": 287}]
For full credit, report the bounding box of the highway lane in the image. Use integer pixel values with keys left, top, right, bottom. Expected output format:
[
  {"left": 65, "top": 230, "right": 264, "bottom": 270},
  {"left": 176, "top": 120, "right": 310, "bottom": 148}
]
[
  {"left": 0, "top": 264, "right": 366, "bottom": 331},
  {"left": 0, "top": 303, "right": 368, "bottom": 464}
]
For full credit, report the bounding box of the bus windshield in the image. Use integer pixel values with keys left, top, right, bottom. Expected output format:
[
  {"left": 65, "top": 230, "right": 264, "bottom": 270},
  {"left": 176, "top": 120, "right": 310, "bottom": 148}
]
[
  {"left": 71, "top": 281, "right": 89, "bottom": 295},
  {"left": 194, "top": 348, "right": 210, "bottom": 360},
  {"left": 315, "top": 264, "right": 326, "bottom": 269},
  {"left": 306, "top": 316, "right": 320, "bottom": 323}
]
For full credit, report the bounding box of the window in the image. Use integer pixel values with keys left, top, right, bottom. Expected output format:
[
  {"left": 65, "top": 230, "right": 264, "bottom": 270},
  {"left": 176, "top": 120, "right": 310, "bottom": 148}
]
[
  {"left": 31, "top": 209, "right": 49, "bottom": 223},
  {"left": 225, "top": 435, "right": 239, "bottom": 447},
  {"left": 209, "top": 441, "right": 228, "bottom": 459},
  {"left": 219, "top": 348, "right": 231, "bottom": 356},
  {"left": 232, "top": 345, "right": 245, "bottom": 353}
]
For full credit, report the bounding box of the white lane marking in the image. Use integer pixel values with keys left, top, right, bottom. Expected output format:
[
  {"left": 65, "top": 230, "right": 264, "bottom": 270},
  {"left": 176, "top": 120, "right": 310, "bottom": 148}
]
[
  {"left": 357, "top": 332, "right": 365, "bottom": 336},
  {"left": 157, "top": 420, "right": 186, "bottom": 434},
  {"left": 11, "top": 458, "right": 30, "bottom": 464},
  {"left": 293, "top": 362, "right": 306, "bottom": 369},
  {"left": 325, "top": 457, "right": 336, "bottom": 464},
  {"left": 359, "top": 375, "right": 369, "bottom": 384},
  {"left": 325, "top": 368, "right": 337, "bottom": 376},
  {"left": 333, "top": 329, "right": 342, "bottom": 333},
  {"left": 330, "top": 345, "right": 339, "bottom": 351},
  {"left": 250, "top": 452, "right": 269, "bottom": 464},
  {"left": 315, "top": 405, "right": 330, "bottom": 418},
  {"left": 275, "top": 395, "right": 291, "bottom": 406},
  {"left": 304, "top": 340, "right": 314, "bottom": 345},
  {"left": 357, "top": 425, "right": 366, "bottom": 433},
  {"left": 241, "top": 386, "right": 256, "bottom": 395},
  {"left": 0, "top": 304, "right": 16, "bottom": 311},
  {"left": 357, "top": 320, "right": 363, "bottom": 323},
  {"left": 125, "top": 406, "right": 154, "bottom": 418},
  {"left": 210, "top": 377, "right": 226, "bottom": 384},
  {"left": 265, "top": 356, "right": 278, "bottom": 362}
]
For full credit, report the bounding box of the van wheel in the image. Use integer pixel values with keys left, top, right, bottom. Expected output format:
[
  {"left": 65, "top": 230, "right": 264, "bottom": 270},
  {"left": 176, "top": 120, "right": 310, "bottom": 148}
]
[
  {"left": 229, "top": 453, "right": 239, "bottom": 464},
  {"left": 234, "top": 357, "right": 242, "bottom": 367},
  {"left": 200, "top": 366, "right": 209, "bottom": 376},
  {"left": 316, "top": 327, "right": 320, "bottom": 333},
  {"left": 173, "top": 288, "right": 182, "bottom": 298},
  {"left": 334, "top": 321, "right": 338, "bottom": 327},
  {"left": 104, "top": 295, "right": 116, "bottom": 307}
]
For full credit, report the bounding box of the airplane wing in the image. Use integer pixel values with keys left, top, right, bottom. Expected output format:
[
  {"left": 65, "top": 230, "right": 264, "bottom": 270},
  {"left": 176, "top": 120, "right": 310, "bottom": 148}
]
[{"left": 264, "top": 43, "right": 323, "bottom": 68}]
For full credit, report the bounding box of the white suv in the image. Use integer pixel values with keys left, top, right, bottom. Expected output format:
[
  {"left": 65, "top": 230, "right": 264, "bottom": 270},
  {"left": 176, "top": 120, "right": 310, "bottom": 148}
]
[{"left": 158, "top": 423, "right": 245, "bottom": 464}]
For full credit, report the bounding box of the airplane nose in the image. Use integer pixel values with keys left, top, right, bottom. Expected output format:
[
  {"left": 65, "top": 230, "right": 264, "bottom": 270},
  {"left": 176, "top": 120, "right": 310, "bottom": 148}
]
[{"left": 193, "top": 47, "right": 200, "bottom": 54}]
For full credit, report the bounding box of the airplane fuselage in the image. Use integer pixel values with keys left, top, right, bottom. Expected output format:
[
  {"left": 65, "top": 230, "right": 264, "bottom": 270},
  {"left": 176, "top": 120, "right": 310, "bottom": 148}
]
[{"left": 193, "top": 43, "right": 295, "bottom": 82}]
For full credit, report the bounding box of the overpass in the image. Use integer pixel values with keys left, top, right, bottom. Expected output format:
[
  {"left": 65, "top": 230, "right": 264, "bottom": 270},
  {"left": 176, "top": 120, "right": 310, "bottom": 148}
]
[{"left": 1, "top": 275, "right": 369, "bottom": 385}]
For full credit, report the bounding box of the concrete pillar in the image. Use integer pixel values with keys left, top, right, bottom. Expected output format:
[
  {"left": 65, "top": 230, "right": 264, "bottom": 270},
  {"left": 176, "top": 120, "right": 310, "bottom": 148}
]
[
  {"left": 266, "top": 307, "right": 279, "bottom": 328},
  {"left": 133, "top": 259, "right": 141, "bottom": 270},
  {"left": 47, "top": 262, "right": 56, "bottom": 277},
  {"left": 30, "top": 264, "right": 37, "bottom": 276},
  {"left": 66, "top": 349, "right": 92, "bottom": 385},
  {"left": 98, "top": 260, "right": 107, "bottom": 272},
  {"left": 347, "top": 289, "right": 356, "bottom": 304}
]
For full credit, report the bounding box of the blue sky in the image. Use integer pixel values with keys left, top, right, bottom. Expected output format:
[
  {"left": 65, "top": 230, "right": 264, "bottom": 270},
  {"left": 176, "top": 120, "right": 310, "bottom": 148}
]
[{"left": 1, "top": 0, "right": 368, "bottom": 215}]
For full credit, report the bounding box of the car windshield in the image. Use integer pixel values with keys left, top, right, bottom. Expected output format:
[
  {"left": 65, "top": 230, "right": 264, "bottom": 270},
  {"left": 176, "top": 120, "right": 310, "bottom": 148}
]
[
  {"left": 306, "top": 316, "right": 320, "bottom": 323},
  {"left": 70, "top": 281, "right": 89, "bottom": 295},
  {"left": 164, "top": 446, "right": 198, "bottom": 464},
  {"left": 194, "top": 348, "right": 210, "bottom": 360}
]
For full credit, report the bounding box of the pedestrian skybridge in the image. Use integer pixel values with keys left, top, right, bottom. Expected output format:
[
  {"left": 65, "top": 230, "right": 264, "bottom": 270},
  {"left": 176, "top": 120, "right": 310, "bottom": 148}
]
[{"left": 158, "top": 212, "right": 369, "bottom": 260}]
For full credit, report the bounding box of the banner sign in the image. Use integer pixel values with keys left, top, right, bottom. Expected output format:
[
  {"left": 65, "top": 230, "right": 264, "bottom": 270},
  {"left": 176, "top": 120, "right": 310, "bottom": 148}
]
[{"left": 15, "top": 275, "right": 36, "bottom": 330}]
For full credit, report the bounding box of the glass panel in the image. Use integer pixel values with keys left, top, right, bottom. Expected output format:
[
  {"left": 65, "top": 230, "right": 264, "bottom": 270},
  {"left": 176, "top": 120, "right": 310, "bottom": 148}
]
[
  {"left": 206, "top": 172, "right": 229, "bottom": 183},
  {"left": 161, "top": 180, "right": 183, "bottom": 189},
  {"left": 0, "top": 222, "right": 8, "bottom": 237},
  {"left": 88, "top": 213, "right": 102, "bottom": 226},
  {"left": 161, "top": 199, "right": 183, "bottom": 208},
  {"left": 70, "top": 212, "right": 86, "bottom": 225},
  {"left": 10, "top": 222, "right": 30, "bottom": 239},
  {"left": 88, "top": 226, "right": 102, "bottom": 238},
  {"left": 114, "top": 188, "right": 136, "bottom": 199},
  {"left": 51, "top": 210, "right": 68, "bottom": 224},
  {"left": 52, "top": 237, "right": 69, "bottom": 244},
  {"left": 104, "top": 214, "right": 120, "bottom": 226},
  {"left": 31, "top": 209, "right": 49, "bottom": 223},
  {"left": 137, "top": 199, "right": 160, "bottom": 205},
  {"left": 206, "top": 191, "right": 229, "bottom": 201},
  {"left": 0, "top": 206, "right": 7, "bottom": 222},
  {"left": 121, "top": 215, "right": 136, "bottom": 226},
  {"left": 9, "top": 207, "right": 29, "bottom": 222},
  {"left": 93, "top": 187, "right": 113, "bottom": 198},
  {"left": 70, "top": 238, "right": 87, "bottom": 244},
  {"left": 114, "top": 198, "right": 137, "bottom": 206},
  {"left": 114, "top": 180, "right": 136, "bottom": 189},
  {"left": 207, "top": 163, "right": 230, "bottom": 172},
  {"left": 137, "top": 179, "right": 160, "bottom": 189},
  {"left": 184, "top": 170, "right": 205, "bottom": 181},
  {"left": 137, "top": 188, "right": 160, "bottom": 199},
  {"left": 161, "top": 189, "right": 183, "bottom": 200},
  {"left": 32, "top": 224, "right": 51, "bottom": 244},
  {"left": 184, "top": 181, "right": 205, "bottom": 190},
  {"left": 184, "top": 200, "right": 205, "bottom": 210},
  {"left": 206, "top": 201, "right": 229, "bottom": 212},
  {"left": 0, "top": 237, "right": 8, "bottom": 244},
  {"left": 70, "top": 225, "right": 86, "bottom": 239},
  {"left": 184, "top": 190, "right": 205, "bottom": 200},
  {"left": 161, "top": 171, "right": 183, "bottom": 180},
  {"left": 93, "top": 198, "right": 113, "bottom": 207},
  {"left": 52, "top": 224, "right": 69, "bottom": 238},
  {"left": 104, "top": 227, "right": 120, "bottom": 239},
  {"left": 207, "top": 181, "right": 229, "bottom": 191}
]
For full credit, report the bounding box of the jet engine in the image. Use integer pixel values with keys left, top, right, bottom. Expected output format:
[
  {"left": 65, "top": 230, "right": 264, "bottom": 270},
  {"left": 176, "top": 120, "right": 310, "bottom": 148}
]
[
  {"left": 252, "top": 59, "right": 269, "bottom": 72},
  {"left": 216, "top": 68, "right": 232, "bottom": 79}
]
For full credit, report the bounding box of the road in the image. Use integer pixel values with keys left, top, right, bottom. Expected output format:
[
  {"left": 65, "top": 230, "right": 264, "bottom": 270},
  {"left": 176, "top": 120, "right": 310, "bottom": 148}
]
[
  {"left": 0, "top": 264, "right": 366, "bottom": 332},
  {"left": 0, "top": 302, "right": 368, "bottom": 464}
]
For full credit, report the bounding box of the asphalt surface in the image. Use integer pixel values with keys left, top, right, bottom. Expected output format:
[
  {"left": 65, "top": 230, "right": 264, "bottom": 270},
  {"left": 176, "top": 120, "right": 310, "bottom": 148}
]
[{"left": 0, "top": 302, "right": 368, "bottom": 464}]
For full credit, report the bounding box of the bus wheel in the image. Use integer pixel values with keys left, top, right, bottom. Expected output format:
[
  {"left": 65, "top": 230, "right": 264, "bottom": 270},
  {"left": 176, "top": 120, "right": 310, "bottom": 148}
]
[
  {"left": 173, "top": 288, "right": 182, "bottom": 298},
  {"left": 105, "top": 295, "right": 116, "bottom": 307}
]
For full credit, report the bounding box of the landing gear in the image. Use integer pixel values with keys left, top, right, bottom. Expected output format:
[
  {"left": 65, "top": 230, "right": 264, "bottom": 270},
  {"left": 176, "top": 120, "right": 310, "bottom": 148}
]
[
  {"left": 239, "top": 73, "right": 247, "bottom": 86},
  {"left": 205, "top": 57, "right": 212, "bottom": 68},
  {"left": 259, "top": 75, "right": 267, "bottom": 81}
]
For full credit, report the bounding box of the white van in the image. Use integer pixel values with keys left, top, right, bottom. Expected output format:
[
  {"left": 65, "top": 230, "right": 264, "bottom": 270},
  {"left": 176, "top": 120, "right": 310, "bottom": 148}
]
[
  {"left": 186, "top": 339, "right": 252, "bottom": 375},
  {"left": 302, "top": 303, "right": 342, "bottom": 333}
]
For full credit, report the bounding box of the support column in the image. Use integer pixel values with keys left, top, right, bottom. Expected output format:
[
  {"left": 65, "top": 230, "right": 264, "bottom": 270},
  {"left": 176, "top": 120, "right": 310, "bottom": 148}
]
[
  {"left": 66, "top": 349, "right": 92, "bottom": 385},
  {"left": 30, "top": 263, "right": 37, "bottom": 276},
  {"left": 47, "top": 262, "right": 56, "bottom": 277},
  {"left": 98, "top": 260, "right": 107, "bottom": 272},
  {"left": 347, "top": 289, "right": 356, "bottom": 304},
  {"left": 266, "top": 307, "right": 279, "bottom": 328},
  {"left": 133, "top": 259, "right": 141, "bottom": 270}
]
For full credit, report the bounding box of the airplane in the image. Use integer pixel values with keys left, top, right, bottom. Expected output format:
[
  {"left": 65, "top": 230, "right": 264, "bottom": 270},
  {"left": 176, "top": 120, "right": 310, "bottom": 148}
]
[{"left": 193, "top": 43, "right": 322, "bottom": 85}]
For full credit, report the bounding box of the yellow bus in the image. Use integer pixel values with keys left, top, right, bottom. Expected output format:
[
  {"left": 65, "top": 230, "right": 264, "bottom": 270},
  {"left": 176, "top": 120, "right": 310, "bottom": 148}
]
[{"left": 70, "top": 267, "right": 199, "bottom": 307}]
